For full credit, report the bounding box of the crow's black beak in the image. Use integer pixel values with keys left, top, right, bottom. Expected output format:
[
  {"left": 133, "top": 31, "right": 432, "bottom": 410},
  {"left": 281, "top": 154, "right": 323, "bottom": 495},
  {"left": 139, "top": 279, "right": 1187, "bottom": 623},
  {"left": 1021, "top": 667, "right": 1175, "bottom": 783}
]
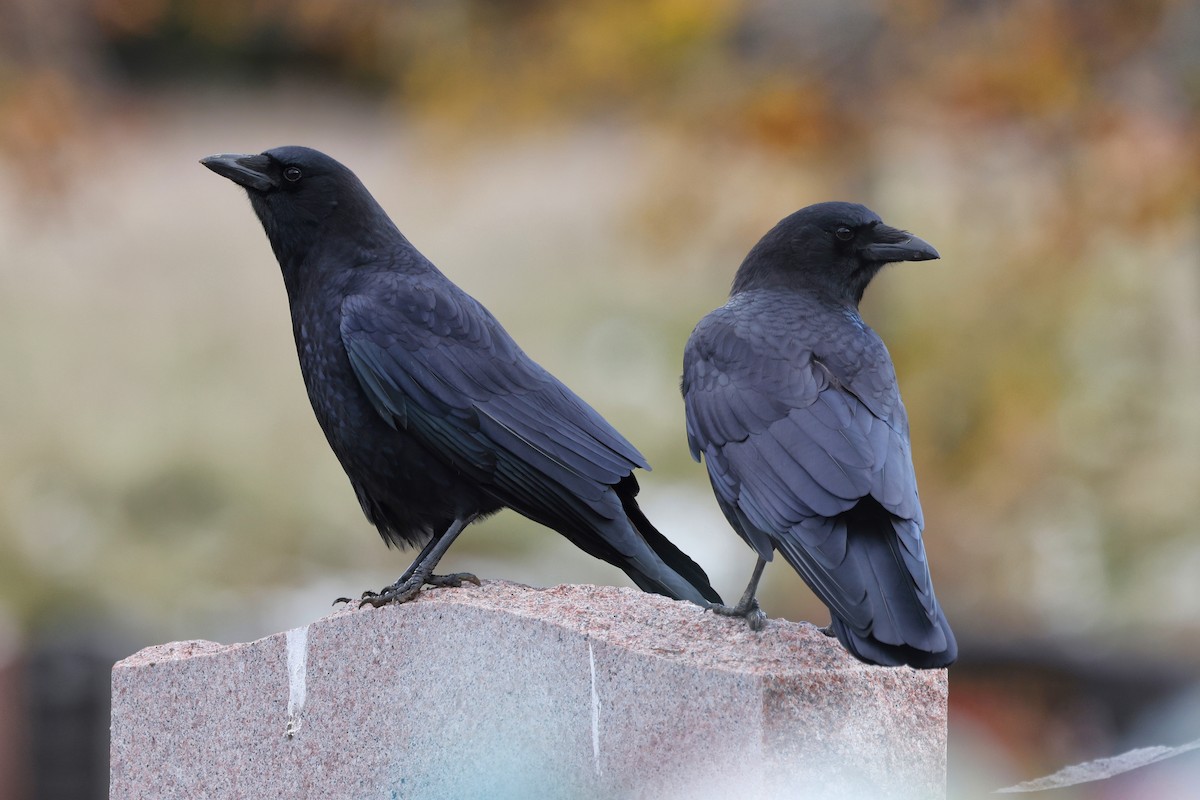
[
  {"left": 861, "top": 224, "right": 940, "bottom": 263},
  {"left": 201, "top": 153, "right": 276, "bottom": 192}
]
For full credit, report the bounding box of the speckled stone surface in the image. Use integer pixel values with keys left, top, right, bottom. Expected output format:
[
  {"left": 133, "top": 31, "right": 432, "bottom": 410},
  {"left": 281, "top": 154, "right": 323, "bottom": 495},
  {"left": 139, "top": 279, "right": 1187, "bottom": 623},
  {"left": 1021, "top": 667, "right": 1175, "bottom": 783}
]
[{"left": 110, "top": 581, "right": 947, "bottom": 799}]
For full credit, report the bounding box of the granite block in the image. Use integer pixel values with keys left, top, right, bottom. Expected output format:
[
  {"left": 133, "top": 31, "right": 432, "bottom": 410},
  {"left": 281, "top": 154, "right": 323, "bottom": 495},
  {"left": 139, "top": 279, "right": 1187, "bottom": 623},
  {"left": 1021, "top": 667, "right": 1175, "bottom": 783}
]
[{"left": 110, "top": 581, "right": 947, "bottom": 799}]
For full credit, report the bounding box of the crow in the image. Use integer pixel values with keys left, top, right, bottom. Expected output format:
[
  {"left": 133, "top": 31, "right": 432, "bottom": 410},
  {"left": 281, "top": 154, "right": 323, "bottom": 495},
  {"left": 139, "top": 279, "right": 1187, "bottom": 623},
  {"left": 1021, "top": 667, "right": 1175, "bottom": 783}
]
[
  {"left": 682, "top": 202, "right": 956, "bottom": 668},
  {"left": 201, "top": 146, "right": 722, "bottom": 608}
]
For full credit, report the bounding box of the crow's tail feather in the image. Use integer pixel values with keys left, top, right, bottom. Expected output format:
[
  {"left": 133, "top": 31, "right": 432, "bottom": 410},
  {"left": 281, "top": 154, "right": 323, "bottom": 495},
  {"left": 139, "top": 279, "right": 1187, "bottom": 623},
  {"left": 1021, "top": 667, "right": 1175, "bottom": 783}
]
[
  {"left": 775, "top": 498, "right": 956, "bottom": 669},
  {"left": 830, "top": 609, "right": 957, "bottom": 669},
  {"left": 827, "top": 502, "right": 957, "bottom": 669},
  {"left": 617, "top": 476, "right": 724, "bottom": 606}
]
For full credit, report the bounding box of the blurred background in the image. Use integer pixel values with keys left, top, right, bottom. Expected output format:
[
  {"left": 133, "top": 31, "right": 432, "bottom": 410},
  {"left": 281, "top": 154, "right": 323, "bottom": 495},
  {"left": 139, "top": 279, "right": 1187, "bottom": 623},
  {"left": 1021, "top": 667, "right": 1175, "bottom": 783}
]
[{"left": 1, "top": 0, "right": 1198, "bottom": 797}]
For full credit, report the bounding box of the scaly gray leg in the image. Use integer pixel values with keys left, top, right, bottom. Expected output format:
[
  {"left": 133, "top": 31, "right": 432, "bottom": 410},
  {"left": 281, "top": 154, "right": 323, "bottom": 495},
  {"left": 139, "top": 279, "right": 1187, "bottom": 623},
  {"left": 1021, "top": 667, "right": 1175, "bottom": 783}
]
[
  {"left": 710, "top": 557, "right": 769, "bottom": 631},
  {"left": 336, "top": 514, "right": 480, "bottom": 607}
]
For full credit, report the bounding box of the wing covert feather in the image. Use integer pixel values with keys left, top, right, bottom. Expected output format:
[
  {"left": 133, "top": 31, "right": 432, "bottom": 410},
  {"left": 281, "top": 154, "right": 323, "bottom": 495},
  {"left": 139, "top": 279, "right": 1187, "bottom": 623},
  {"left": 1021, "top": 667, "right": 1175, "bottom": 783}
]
[{"left": 340, "top": 291, "right": 647, "bottom": 519}]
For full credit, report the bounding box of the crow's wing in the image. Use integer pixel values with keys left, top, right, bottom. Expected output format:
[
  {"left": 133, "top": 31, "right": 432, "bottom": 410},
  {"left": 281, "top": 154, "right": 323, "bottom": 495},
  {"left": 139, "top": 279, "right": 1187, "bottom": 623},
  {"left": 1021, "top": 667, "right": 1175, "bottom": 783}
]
[
  {"left": 683, "top": 305, "right": 936, "bottom": 633},
  {"left": 339, "top": 282, "right": 648, "bottom": 531}
]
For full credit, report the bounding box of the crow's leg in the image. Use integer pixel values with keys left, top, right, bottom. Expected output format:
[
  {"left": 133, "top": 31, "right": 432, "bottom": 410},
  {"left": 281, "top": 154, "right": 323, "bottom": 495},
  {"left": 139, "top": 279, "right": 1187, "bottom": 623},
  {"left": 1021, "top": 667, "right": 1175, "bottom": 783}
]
[
  {"left": 359, "top": 513, "right": 480, "bottom": 607},
  {"left": 710, "top": 557, "right": 768, "bottom": 631},
  {"left": 336, "top": 514, "right": 480, "bottom": 607},
  {"left": 334, "top": 527, "right": 447, "bottom": 605}
]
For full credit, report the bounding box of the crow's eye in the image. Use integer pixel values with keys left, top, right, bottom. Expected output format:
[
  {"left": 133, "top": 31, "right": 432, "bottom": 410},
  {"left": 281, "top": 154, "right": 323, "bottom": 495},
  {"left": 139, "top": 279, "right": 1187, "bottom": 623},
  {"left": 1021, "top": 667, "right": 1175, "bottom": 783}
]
[
  {"left": 834, "top": 226, "right": 854, "bottom": 242},
  {"left": 283, "top": 166, "right": 303, "bottom": 182}
]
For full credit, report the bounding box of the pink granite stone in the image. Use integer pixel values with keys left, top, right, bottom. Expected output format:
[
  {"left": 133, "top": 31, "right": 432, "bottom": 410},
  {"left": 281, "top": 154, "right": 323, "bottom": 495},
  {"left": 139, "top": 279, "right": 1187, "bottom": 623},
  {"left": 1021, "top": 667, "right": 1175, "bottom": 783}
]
[{"left": 110, "top": 581, "right": 947, "bottom": 799}]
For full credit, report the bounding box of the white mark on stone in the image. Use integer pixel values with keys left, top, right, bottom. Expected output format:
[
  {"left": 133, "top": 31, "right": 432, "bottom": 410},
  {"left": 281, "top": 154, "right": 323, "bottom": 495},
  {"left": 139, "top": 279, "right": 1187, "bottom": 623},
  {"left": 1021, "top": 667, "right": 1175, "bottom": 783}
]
[
  {"left": 588, "top": 641, "right": 601, "bottom": 776},
  {"left": 285, "top": 625, "right": 309, "bottom": 739}
]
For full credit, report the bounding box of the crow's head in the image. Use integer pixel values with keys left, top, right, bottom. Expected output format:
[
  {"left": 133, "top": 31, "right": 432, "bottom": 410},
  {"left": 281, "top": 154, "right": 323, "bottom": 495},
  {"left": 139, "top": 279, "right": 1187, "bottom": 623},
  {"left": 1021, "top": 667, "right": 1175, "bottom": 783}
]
[
  {"left": 202, "top": 146, "right": 395, "bottom": 271},
  {"left": 731, "top": 201, "right": 939, "bottom": 306}
]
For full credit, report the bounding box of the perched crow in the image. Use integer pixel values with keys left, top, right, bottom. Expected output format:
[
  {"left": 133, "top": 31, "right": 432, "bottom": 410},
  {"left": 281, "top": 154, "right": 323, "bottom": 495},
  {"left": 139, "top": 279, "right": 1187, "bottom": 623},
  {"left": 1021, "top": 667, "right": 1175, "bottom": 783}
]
[
  {"left": 202, "top": 146, "right": 721, "bottom": 608},
  {"left": 682, "top": 202, "right": 956, "bottom": 668}
]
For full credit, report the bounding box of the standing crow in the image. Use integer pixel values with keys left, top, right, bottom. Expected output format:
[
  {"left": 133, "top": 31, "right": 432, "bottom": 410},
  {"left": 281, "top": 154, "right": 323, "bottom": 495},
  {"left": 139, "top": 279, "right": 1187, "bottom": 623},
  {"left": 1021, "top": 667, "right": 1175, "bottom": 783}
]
[
  {"left": 682, "top": 202, "right": 956, "bottom": 667},
  {"left": 201, "top": 146, "right": 721, "bottom": 608}
]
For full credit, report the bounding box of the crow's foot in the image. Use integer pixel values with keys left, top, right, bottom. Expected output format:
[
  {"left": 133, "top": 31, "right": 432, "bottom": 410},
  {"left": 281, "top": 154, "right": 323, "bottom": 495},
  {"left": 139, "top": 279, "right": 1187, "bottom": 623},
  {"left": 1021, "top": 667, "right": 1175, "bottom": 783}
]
[
  {"left": 334, "top": 571, "right": 481, "bottom": 608},
  {"left": 711, "top": 599, "right": 768, "bottom": 632}
]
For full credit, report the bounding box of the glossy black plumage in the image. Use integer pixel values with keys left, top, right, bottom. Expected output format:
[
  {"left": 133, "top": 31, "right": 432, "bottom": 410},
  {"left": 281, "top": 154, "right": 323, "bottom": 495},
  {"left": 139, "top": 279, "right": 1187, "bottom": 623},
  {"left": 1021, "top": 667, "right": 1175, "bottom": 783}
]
[
  {"left": 202, "top": 146, "right": 721, "bottom": 607},
  {"left": 682, "top": 202, "right": 956, "bottom": 667}
]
